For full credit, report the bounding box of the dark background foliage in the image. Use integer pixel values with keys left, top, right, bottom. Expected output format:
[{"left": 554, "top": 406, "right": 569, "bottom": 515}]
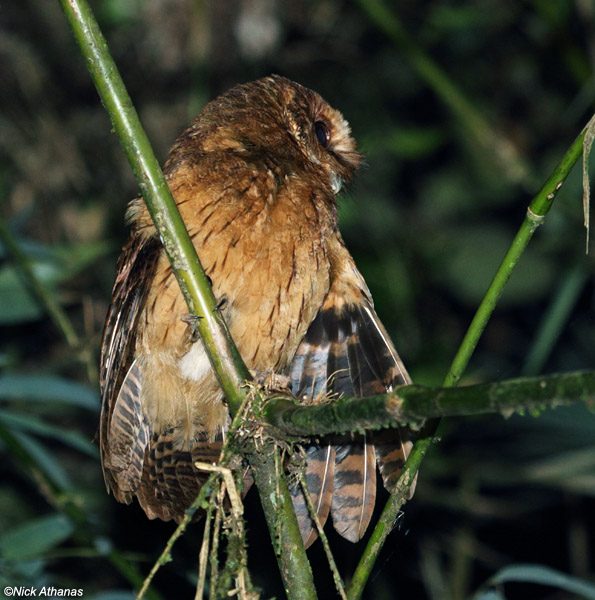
[{"left": 1, "top": 1, "right": 595, "bottom": 598}]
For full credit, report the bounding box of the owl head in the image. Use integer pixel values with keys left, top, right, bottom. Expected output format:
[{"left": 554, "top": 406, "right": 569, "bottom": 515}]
[{"left": 169, "top": 75, "right": 361, "bottom": 198}]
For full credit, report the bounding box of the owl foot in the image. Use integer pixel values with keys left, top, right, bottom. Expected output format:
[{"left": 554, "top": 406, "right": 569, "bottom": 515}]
[
  {"left": 181, "top": 313, "right": 202, "bottom": 343},
  {"left": 251, "top": 370, "right": 291, "bottom": 391}
]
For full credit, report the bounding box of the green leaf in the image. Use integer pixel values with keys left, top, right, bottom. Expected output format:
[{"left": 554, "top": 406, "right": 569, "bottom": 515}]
[
  {"left": 0, "top": 513, "right": 74, "bottom": 560},
  {"left": 0, "top": 264, "right": 48, "bottom": 324},
  {"left": 0, "top": 375, "right": 99, "bottom": 411},
  {"left": 11, "top": 429, "right": 73, "bottom": 490},
  {"left": 0, "top": 237, "right": 110, "bottom": 325},
  {"left": 436, "top": 226, "right": 555, "bottom": 307},
  {"left": 489, "top": 564, "right": 595, "bottom": 599},
  {"left": 52, "top": 240, "right": 111, "bottom": 279},
  {"left": 385, "top": 125, "right": 445, "bottom": 159},
  {"left": 0, "top": 410, "right": 98, "bottom": 458}
]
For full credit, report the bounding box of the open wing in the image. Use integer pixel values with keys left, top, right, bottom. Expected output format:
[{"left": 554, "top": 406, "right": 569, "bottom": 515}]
[{"left": 288, "top": 262, "right": 412, "bottom": 546}]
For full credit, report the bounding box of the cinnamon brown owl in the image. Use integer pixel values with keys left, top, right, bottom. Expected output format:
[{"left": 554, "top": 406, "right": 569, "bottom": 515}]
[{"left": 100, "top": 75, "right": 413, "bottom": 547}]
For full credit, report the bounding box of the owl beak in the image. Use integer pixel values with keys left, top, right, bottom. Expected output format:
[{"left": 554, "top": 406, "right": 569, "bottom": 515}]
[{"left": 330, "top": 173, "right": 343, "bottom": 195}]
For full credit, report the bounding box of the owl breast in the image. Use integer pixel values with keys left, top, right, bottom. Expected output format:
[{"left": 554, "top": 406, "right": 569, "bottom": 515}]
[{"left": 135, "top": 157, "right": 335, "bottom": 441}]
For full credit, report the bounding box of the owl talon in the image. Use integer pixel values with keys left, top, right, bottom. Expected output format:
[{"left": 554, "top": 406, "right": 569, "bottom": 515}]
[
  {"left": 252, "top": 370, "right": 291, "bottom": 391},
  {"left": 216, "top": 294, "right": 228, "bottom": 311},
  {"left": 181, "top": 313, "right": 202, "bottom": 343}
]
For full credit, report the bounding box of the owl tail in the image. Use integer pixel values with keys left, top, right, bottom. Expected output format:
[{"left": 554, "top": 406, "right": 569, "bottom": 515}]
[
  {"left": 288, "top": 294, "right": 414, "bottom": 547},
  {"left": 289, "top": 431, "right": 413, "bottom": 547}
]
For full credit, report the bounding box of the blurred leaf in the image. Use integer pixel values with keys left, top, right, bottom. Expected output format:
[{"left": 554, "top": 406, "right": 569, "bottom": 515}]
[
  {"left": 0, "top": 410, "right": 98, "bottom": 458},
  {"left": 0, "top": 263, "right": 53, "bottom": 324},
  {"left": 0, "top": 374, "right": 99, "bottom": 411},
  {"left": 488, "top": 564, "right": 595, "bottom": 599},
  {"left": 435, "top": 226, "right": 555, "bottom": 307},
  {"left": 10, "top": 429, "right": 73, "bottom": 490},
  {"left": 0, "top": 238, "right": 110, "bottom": 325},
  {"left": 0, "top": 558, "right": 46, "bottom": 586},
  {"left": 99, "top": 0, "right": 142, "bottom": 25},
  {"left": 385, "top": 125, "right": 445, "bottom": 159},
  {"left": 428, "top": 4, "right": 490, "bottom": 31},
  {"left": 0, "top": 513, "right": 74, "bottom": 560},
  {"left": 52, "top": 240, "right": 112, "bottom": 279}
]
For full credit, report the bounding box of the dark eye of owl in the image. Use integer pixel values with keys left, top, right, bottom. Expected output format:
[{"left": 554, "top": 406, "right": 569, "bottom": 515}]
[{"left": 314, "top": 121, "right": 330, "bottom": 148}]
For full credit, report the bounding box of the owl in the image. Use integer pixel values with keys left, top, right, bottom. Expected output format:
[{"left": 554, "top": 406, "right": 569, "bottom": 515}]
[{"left": 100, "top": 74, "right": 413, "bottom": 547}]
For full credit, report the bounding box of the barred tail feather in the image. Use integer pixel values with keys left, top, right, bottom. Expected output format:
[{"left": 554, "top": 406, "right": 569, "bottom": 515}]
[
  {"left": 289, "top": 288, "right": 414, "bottom": 544},
  {"left": 290, "top": 444, "right": 336, "bottom": 548}
]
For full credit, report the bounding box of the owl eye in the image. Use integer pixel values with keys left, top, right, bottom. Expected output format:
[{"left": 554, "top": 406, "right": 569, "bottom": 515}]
[{"left": 314, "top": 121, "right": 330, "bottom": 148}]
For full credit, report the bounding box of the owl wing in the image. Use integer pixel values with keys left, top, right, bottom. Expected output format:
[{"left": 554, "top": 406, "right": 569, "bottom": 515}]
[
  {"left": 99, "top": 232, "right": 162, "bottom": 509},
  {"left": 288, "top": 254, "right": 413, "bottom": 547}
]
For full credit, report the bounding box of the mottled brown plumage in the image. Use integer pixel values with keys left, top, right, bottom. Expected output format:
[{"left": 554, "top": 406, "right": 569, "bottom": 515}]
[{"left": 100, "top": 75, "right": 414, "bottom": 546}]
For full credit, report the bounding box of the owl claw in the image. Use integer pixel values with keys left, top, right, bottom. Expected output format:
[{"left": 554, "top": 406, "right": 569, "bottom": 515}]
[
  {"left": 181, "top": 313, "right": 202, "bottom": 343},
  {"left": 251, "top": 370, "right": 291, "bottom": 391},
  {"left": 216, "top": 294, "right": 228, "bottom": 311}
]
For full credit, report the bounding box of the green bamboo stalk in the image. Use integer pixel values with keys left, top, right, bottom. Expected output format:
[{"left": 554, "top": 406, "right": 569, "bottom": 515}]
[
  {"left": 346, "top": 120, "right": 591, "bottom": 600},
  {"left": 445, "top": 125, "right": 586, "bottom": 387},
  {"left": 58, "top": 1, "right": 315, "bottom": 597},
  {"left": 354, "top": 0, "right": 531, "bottom": 186}
]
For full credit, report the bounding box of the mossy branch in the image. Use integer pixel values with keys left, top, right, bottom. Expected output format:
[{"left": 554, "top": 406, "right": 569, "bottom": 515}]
[{"left": 264, "top": 370, "right": 595, "bottom": 437}]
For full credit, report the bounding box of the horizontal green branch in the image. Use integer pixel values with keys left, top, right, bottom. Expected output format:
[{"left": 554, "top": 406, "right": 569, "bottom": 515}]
[{"left": 264, "top": 370, "right": 595, "bottom": 437}]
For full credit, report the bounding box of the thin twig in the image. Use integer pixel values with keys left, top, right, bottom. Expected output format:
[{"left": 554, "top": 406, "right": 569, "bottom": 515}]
[
  {"left": 196, "top": 490, "right": 215, "bottom": 600},
  {"left": 136, "top": 477, "right": 215, "bottom": 600},
  {"left": 299, "top": 470, "right": 347, "bottom": 600},
  {"left": 209, "top": 487, "right": 224, "bottom": 600}
]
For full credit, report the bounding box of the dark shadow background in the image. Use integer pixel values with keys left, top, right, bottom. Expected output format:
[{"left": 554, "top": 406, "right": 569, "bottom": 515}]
[{"left": 1, "top": 1, "right": 595, "bottom": 598}]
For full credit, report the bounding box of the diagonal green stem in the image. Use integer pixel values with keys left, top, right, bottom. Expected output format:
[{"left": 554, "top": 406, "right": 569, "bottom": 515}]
[
  {"left": 58, "top": 1, "right": 315, "bottom": 597},
  {"left": 346, "top": 121, "right": 590, "bottom": 600},
  {"left": 59, "top": 0, "right": 249, "bottom": 411},
  {"left": 445, "top": 125, "right": 586, "bottom": 387}
]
